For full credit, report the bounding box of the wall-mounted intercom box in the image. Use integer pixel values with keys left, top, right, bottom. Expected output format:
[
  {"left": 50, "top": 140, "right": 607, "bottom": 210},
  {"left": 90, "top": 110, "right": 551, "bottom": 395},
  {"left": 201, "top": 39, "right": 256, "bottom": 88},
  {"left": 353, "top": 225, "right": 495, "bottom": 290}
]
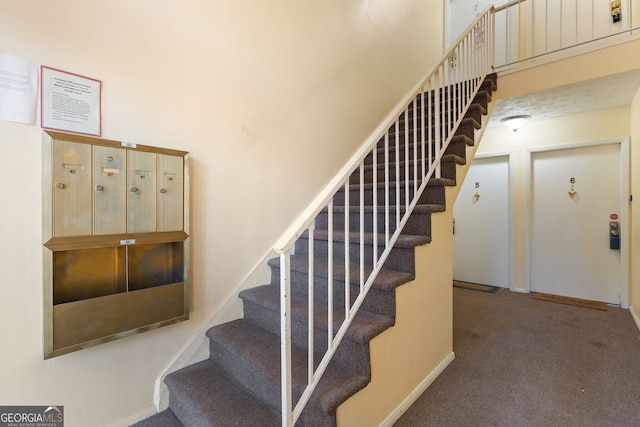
[{"left": 42, "top": 131, "right": 190, "bottom": 358}]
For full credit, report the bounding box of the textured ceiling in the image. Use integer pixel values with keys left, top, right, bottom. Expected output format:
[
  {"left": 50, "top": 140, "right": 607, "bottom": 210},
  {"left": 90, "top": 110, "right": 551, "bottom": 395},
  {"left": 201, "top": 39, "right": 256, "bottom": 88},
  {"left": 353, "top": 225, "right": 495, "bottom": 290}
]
[{"left": 488, "top": 68, "right": 640, "bottom": 128}]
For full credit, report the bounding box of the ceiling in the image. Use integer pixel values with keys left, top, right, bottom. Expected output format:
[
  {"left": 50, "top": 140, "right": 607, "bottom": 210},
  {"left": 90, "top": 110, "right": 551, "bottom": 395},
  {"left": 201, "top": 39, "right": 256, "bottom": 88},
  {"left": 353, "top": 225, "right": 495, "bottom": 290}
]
[{"left": 488, "top": 68, "right": 640, "bottom": 128}]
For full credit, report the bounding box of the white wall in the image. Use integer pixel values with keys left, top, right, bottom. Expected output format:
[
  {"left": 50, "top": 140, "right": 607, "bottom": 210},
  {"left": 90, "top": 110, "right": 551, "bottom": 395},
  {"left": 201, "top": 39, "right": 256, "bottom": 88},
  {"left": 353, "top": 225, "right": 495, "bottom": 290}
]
[{"left": 0, "top": 1, "right": 444, "bottom": 425}]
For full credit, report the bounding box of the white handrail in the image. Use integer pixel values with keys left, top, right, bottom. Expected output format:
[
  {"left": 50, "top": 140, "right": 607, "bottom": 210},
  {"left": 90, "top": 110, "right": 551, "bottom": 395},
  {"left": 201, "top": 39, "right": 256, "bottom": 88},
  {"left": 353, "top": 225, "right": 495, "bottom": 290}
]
[{"left": 279, "top": 5, "right": 500, "bottom": 426}]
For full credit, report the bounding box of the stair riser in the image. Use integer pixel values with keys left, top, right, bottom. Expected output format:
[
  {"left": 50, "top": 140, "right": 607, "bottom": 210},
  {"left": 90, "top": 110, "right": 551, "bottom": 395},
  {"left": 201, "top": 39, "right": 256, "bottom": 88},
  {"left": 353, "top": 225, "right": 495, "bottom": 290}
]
[
  {"left": 333, "top": 184, "right": 419, "bottom": 207},
  {"left": 375, "top": 120, "right": 478, "bottom": 144},
  {"left": 315, "top": 209, "right": 433, "bottom": 238},
  {"left": 440, "top": 156, "right": 461, "bottom": 183},
  {"left": 167, "top": 388, "right": 201, "bottom": 427},
  {"left": 207, "top": 336, "right": 299, "bottom": 412},
  {"left": 363, "top": 145, "right": 431, "bottom": 166},
  {"left": 333, "top": 178, "right": 448, "bottom": 207},
  {"left": 355, "top": 153, "right": 462, "bottom": 188},
  {"left": 365, "top": 125, "right": 476, "bottom": 163},
  {"left": 444, "top": 139, "right": 468, "bottom": 159},
  {"left": 269, "top": 267, "right": 397, "bottom": 317},
  {"left": 405, "top": 90, "right": 492, "bottom": 109},
  {"left": 242, "top": 299, "right": 373, "bottom": 377},
  {"left": 390, "top": 112, "right": 481, "bottom": 133},
  {"left": 294, "top": 237, "right": 416, "bottom": 274},
  {"left": 351, "top": 160, "right": 432, "bottom": 185},
  {"left": 366, "top": 137, "right": 471, "bottom": 166},
  {"left": 410, "top": 78, "right": 494, "bottom": 99}
]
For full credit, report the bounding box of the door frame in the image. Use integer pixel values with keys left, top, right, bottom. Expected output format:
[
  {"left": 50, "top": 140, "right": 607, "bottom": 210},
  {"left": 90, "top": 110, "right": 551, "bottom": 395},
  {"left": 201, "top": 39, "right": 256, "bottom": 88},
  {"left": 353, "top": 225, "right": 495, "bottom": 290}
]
[
  {"left": 524, "top": 137, "right": 630, "bottom": 307},
  {"left": 461, "top": 150, "right": 516, "bottom": 291}
]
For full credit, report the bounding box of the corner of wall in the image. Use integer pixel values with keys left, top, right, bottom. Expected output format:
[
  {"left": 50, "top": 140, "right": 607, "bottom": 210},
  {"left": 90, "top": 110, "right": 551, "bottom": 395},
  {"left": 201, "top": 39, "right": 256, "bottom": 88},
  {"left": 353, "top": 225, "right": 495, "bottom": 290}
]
[{"left": 629, "top": 306, "right": 640, "bottom": 332}]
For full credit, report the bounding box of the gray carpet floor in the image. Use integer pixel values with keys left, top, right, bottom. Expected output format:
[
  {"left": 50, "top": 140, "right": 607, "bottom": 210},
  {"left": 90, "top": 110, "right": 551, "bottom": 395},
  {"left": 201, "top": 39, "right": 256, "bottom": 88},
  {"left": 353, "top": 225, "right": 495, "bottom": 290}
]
[{"left": 395, "top": 287, "right": 640, "bottom": 427}]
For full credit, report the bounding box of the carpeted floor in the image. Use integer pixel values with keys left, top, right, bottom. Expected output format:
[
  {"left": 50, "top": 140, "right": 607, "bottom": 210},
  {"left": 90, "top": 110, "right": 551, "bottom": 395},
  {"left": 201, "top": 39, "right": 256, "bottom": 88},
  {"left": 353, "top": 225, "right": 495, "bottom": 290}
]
[{"left": 394, "top": 287, "right": 640, "bottom": 427}]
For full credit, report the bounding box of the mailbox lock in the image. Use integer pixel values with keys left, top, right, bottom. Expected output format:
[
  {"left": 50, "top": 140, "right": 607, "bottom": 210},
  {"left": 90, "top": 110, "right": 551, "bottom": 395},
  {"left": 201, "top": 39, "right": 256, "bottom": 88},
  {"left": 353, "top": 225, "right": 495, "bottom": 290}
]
[
  {"left": 107, "top": 156, "right": 113, "bottom": 162},
  {"left": 159, "top": 188, "right": 167, "bottom": 194},
  {"left": 95, "top": 185, "right": 104, "bottom": 192},
  {"left": 129, "top": 186, "right": 138, "bottom": 193},
  {"left": 55, "top": 183, "right": 65, "bottom": 190}
]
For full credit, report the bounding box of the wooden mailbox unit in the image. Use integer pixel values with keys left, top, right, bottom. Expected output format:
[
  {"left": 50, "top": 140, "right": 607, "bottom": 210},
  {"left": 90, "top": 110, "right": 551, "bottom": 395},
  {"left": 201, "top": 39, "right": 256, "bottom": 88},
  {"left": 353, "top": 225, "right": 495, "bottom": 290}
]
[{"left": 42, "top": 131, "right": 189, "bottom": 358}]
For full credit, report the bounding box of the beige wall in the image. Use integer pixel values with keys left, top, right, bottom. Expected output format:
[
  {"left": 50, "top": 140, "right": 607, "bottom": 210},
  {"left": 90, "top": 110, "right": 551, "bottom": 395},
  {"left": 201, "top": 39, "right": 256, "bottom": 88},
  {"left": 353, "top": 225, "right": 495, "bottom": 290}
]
[{"left": 0, "top": 1, "right": 444, "bottom": 426}]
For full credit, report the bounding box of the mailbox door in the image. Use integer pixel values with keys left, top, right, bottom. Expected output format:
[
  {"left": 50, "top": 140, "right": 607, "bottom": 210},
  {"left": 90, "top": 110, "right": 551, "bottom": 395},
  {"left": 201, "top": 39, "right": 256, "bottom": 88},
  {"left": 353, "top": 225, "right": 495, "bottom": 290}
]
[
  {"left": 53, "top": 140, "right": 92, "bottom": 236},
  {"left": 127, "top": 151, "right": 157, "bottom": 233},
  {"left": 157, "top": 154, "right": 184, "bottom": 232},
  {"left": 94, "top": 145, "right": 127, "bottom": 235}
]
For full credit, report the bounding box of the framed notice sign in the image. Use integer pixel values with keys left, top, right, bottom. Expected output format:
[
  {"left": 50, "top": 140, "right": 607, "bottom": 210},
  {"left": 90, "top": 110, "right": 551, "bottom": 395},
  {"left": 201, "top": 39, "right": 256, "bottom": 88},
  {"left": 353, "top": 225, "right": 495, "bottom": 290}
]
[{"left": 41, "top": 66, "right": 101, "bottom": 136}]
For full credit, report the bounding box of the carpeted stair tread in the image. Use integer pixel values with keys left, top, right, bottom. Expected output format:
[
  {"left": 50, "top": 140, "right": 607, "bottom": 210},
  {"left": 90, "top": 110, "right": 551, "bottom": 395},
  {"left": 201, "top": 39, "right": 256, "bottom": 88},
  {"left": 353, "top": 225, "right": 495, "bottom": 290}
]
[
  {"left": 321, "top": 203, "right": 445, "bottom": 215},
  {"left": 205, "top": 319, "right": 369, "bottom": 419},
  {"left": 347, "top": 177, "right": 456, "bottom": 193},
  {"left": 130, "top": 409, "right": 183, "bottom": 427},
  {"left": 388, "top": 116, "right": 480, "bottom": 135},
  {"left": 164, "top": 359, "right": 280, "bottom": 427},
  {"left": 240, "top": 284, "right": 395, "bottom": 345},
  {"left": 402, "top": 100, "right": 487, "bottom": 118},
  {"left": 451, "top": 133, "right": 475, "bottom": 146},
  {"left": 268, "top": 255, "right": 415, "bottom": 292},
  {"left": 361, "top": 153, "right": 466, "bottom": 173},
  {"left": 301, "top": 229, "right": 431, "bottom": 248},
  {"left": 442, "top": 153, "right": 467, "bottom": 166}
]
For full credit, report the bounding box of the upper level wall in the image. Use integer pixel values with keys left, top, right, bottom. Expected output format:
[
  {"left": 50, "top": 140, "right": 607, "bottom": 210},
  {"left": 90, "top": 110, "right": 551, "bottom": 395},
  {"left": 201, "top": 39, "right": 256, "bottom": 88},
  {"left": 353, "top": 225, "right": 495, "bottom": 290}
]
[
  {"left": 496, "top": 37, "right": 640, "bottom": 99},
  {"left": 0, "top": 1, "right": 444, "bottom": 425}
]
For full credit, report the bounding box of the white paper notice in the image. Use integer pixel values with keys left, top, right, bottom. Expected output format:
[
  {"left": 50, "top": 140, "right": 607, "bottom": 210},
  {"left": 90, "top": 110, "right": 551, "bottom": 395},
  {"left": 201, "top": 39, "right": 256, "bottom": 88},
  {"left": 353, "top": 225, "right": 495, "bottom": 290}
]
[
  {"left": 41, "top": 66, "right": 101, "bottom": 136},
  {"left": 0, "top": 52, "right": 38, "bottom": 125}
]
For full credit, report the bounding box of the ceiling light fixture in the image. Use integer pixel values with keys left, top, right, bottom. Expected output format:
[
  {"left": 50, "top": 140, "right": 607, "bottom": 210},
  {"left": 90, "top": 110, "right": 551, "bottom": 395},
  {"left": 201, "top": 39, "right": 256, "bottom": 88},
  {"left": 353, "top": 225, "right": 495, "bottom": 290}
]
[{"left": 500, "top": 114, "right": 531, "bottom": 132}]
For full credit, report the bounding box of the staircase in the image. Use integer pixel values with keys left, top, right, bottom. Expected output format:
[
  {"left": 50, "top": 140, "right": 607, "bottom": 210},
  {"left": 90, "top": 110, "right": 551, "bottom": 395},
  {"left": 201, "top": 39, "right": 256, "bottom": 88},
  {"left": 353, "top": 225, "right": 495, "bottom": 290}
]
[{"left": 132, "top": 73, "right": 498, "bottom": 427}]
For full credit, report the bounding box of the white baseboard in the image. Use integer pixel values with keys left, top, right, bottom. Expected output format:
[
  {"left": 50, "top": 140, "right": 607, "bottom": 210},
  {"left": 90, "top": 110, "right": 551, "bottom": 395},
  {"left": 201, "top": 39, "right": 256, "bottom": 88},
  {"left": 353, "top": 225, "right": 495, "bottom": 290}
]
[
  {"left": 630, "top": 306, "right": 640, "bottom": 332},
  {"left": 379, "top": 351, "right": 455, "bottom": 427},
  {"left": 107, "top": 404, "right": 157, "bottom": 427}
]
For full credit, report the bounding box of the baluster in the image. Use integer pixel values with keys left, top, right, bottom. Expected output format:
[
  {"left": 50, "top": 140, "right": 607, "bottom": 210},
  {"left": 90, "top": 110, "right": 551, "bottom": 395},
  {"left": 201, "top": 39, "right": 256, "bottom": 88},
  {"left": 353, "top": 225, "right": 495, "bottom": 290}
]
[
  {"left": 344, "top": 179, "right": 350, "bottom": 320},
  {"left": 372, "top": 142, "right": 378, "bottom": 267},
  {"left": 384, "top": 132, "right": 390, "bottom": 244},
  {"left": 327, "top": 198, "right": 333, "bottom": 349},
  {"left": 280, "top": 251, "right": 292, "bottom": 427},
  {"left": 413, "top": 95, "right": 418, "bottom": 197},
  {"left": 421, "top": 89, "right": 425, "bottom": 183},
  {"left": 404, "top": 109, "right": 409, "bottom": 209},
  {"left": 359, "top": 162, "right": 364, "bottom": 293},
  {"left": 307, "top": 222, "right": 314, "bottom": 385},
  {"left": 395, "top": 118, "right": 400, "bottom": 229}
]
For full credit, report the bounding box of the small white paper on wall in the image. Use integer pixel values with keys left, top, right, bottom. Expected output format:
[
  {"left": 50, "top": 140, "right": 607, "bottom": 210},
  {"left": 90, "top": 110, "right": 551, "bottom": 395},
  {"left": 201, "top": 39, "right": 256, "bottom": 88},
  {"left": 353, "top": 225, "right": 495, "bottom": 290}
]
[{"left": 0, "top": 52, "right": 38, "bottom": 125}]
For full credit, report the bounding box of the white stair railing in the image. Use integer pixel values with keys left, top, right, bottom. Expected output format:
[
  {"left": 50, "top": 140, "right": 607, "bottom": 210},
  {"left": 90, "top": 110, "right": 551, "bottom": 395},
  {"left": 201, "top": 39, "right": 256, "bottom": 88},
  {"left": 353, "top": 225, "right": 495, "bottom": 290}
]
[{"left": 274, "top": 5, "right": 503, "bottom": 426}]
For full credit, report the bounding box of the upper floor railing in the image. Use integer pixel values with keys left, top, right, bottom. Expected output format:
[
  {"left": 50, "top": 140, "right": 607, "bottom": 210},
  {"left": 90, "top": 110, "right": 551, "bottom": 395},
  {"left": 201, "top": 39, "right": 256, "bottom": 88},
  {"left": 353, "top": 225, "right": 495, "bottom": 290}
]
[{"left": 492, "top": 0, "right": 639, "bottom": 70}]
